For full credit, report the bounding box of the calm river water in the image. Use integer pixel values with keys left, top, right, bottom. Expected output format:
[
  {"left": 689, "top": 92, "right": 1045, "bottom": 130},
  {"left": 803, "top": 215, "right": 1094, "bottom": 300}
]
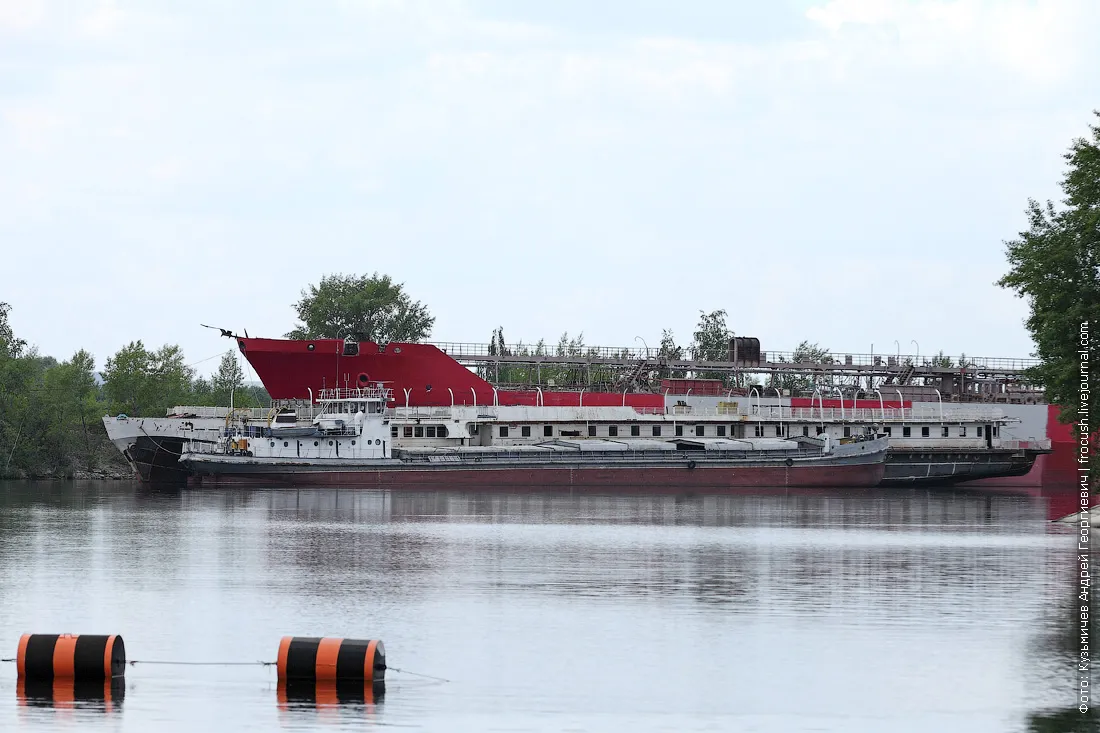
[{"left": 0, "top": 481, "right": 1091, "bottom": 732}]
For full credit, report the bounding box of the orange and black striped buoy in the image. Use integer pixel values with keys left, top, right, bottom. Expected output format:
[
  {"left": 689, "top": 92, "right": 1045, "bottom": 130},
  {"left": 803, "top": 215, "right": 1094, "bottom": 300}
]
[
  {"left": 277, "top": 637, "right": 385, "bottom": 684},
  {"left": 17, "top": 634, "right": 125, "bottom": 681}
]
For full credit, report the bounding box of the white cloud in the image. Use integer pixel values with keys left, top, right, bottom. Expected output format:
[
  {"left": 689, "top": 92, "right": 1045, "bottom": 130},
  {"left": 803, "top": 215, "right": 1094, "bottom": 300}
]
[{"left": 0, "top": 0, "right": 45, "bottom": 32}]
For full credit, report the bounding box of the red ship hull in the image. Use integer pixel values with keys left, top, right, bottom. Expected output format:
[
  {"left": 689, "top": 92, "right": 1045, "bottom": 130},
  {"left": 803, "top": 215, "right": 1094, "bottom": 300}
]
[{"left": 237, "top": 337, "right": 663, "bottom": 409}]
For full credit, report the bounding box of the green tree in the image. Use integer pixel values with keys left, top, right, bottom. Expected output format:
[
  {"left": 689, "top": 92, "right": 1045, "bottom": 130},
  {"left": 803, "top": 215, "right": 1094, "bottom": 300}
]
[
  {"left": 40, "top": 350, "right": 100, "bottom": 465},
  {"left": 658, "top": 329, "right": 686, "bottom": 378},
  {"left": 103, "top": 341, "right": 196, "bottom": 416},
  {"left": 774, "top": 341, "right": 834, "bottom": 395},
  {"left": 211, "top": 351, "right": 245, "bottom": 406},
  {"left": 0, "top": 302, "right": 26, "bottom": 358},
  {"left": 998, "top": 112, "right": 1100, "bottom": 458},
  {"left": 287, "top": 273, "right": 435, "bottom": 344},
  {"left": 692, "top": 310, "right": 731, "bottom": 380}
]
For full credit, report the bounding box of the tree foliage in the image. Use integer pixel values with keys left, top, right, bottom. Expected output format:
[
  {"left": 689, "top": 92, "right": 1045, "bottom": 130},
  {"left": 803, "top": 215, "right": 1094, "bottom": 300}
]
[
  {"left": 692, "top": 310, "right": 732, "bottom": 381},
  {"left": 481, "top": 328, "right": 633, "bottom": 390},
  {"left": 0, "top": 304, "right": 122, "bottom": 477},
  {"left": 692, "top": 310, "right": 731, "bottom": 362},
  {"left": 102, "top": 341, "right": 196, "bottom": 417},
  {"left": 773, "top": 341, "right": 835, "bottom": 394},
  {"left": 0, "top": 302, "right": 26, "bottom": 359},
  {"left": 287, "top": 273, "right": 435, "bottom": 344},
  {"left": 657, "top": 329, "right": 686, "bottom": 378},
  {"left": 998, "top": 112, "right": 1100, "bottom": 441},
  {"left": 211, "top": 351, "right": 245, "bottom": 406}
]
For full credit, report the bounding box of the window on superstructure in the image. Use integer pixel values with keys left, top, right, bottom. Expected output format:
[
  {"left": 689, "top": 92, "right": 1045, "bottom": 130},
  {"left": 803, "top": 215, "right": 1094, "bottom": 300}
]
[
  {"left": 608, "top": 426, "right": 618, "bottom": 437},
  {"left": 588, "top": 425, "right": 596, "bottom": 437},
  {"left": 903, "top": 427, "right": 911, "bottom": 437},
  {"left": 775, "top": 426, "right": 782, "bottom": 437},
  {"left": 652, "top": 426, "right": 661, "bottom": 436},
  {"left": 521, "top": 426, "right": 531, "bottom": 437},
  {"left": 391, "top": 427, "right": 398, "bottom": 438},
  {"left": 439, "top": 426, "right": 448, "bottom": 438},
  {"left": 675, "top": 425, "right": 684, "bottom": 437},
  {"left": 403, "top": 426, "right": 413, "bottom": 438},
  {"left": 942, "top": 427, "right": 949, "bottom": 437},
  {"left": 500, "top": 426, "right": 509, "bottom": 437},
  {"left": 415, "top": 426, "right": 424, "bottom": 438},
  {"left": 426, "top": 426, "right": 437, "bottom": 438},
  {"left": 631, "top": 425, "right": 640, "bottom": 437},
  {"left": 843, "top": 427, "right": 851, "bottom": 437},
  {"left": 695, "top": 425, "right": 704, "bottom": 437},
  {"left": 993, "top": 426, "right": 999, "bottom": 437},
  {"left": 816, "top": 427, "right": 824, "bottom": 435},
  {"left": 977, "top": 426, "right": 983, "bottom": 437},
  {"left": 803, "top": 426, "right": 809, "bottom": 437},
  {"left": 921, "top": 427, "right": 930, "bottom": 437},
  {"left": 884, "top": 427, "right": 891, "bottom": 436},
  {"left": 960, "top": 426, "right": 966, "bottom": 437},
  {"left": 544, "top": 425, "right": 553, "bottom": 437},
  {"left": 717, "top": 425, "right": 726, "bottom": 437}
]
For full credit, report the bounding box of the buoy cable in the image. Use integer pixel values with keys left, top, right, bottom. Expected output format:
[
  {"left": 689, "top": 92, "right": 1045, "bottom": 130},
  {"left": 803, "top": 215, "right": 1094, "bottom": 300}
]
[
  {"left": 386, "top": 666, "right": 450, "bottom": 683},
  {"left": 128, "top": 659, "right": 276, "bottom": 667}
]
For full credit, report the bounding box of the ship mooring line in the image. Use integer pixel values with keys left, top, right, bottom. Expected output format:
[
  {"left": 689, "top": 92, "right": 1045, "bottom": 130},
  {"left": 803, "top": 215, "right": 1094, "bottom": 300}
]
[
  {"left": 5, "top": 655, "right": 446, "bottom": 681},
  {"left": 386, "top": 666, "right": 450, "bottom": 683},
  {"left": 127, "top": 659, "right": 276, "bottom": 667}
]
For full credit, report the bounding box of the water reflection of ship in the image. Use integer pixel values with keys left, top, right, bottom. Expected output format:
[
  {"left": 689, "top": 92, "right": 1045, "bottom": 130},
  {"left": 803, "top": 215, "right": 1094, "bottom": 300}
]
[
  {"left": 256, "top": 487, "right": 1050, "bottom": 527},
  {"left": 1025, "top": 553, "right": 1099, "bottom": 732}
]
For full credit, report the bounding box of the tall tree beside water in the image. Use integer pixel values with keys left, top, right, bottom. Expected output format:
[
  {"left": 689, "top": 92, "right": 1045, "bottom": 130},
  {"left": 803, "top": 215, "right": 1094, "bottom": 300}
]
[
  {"left": 287, "top": 273, "right": 435, "bottom": 344},
  {"left": 102, "top": 341, "right": 195, "bottom": 417},
  {"left": 0, "top": 303, "right": 121, "bottom": 477},
  {"left": 998, "top": 112, "right": 1100, "bottom": 452},
  {"left": 211, "top": 351, "right": 245, "bottom": 406}
]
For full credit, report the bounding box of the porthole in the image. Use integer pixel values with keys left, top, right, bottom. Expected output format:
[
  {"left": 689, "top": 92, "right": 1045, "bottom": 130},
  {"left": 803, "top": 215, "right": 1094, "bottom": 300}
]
[
  {"left": 375, "top": 439, "right": 381, "bottom": 445},
  {"left": 283, "top": 441, "right": 289, "bottom": 447},
  {"left": 314, "top": 441, "right": 319, "bottom": 446},
  {"left": 394, "top": 346, "right": 402, "bottom": 354},
  {"left": 270, "top": 441, "right": 275, "bottom": 447},
  {"left": 307, "top": 343, "right": 315, "bottom": 351},
  {"left": 351, "top": 440, "right": 356, "bottom": 446},
  {"left": 328, "top": 440, "right": 334, "bottom": 446}
]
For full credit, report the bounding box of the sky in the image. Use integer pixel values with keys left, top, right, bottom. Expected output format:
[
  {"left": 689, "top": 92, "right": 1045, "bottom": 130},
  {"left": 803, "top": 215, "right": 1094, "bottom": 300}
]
[{"left": 2, "top": 0, "right": 1098, "bottom": 376}]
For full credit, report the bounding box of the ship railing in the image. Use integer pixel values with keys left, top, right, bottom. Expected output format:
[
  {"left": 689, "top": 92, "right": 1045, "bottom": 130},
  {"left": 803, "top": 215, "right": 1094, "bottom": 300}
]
[
  {"left": 426, "top": 341, "right": 1041, "bottom": 371},
  {"left": 660, "top": 406, "right": 1011, "bottom": 422},
  {"left": 398, "top": 447, "right": 826, "bottom": 463},
  {"left": 316, "top": 386, "right": 393, "bottom": 402},
  {"left": 390, "top": 406, "right": 461, "bottom": 420},
  {"left": 165, "top": 405, "right": 272, "bottom": 419}
]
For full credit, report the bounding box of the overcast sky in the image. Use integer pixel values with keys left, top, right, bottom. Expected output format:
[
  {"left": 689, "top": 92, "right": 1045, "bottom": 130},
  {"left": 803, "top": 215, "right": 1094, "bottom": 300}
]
[{"left": 2, "top": 0, "right": 1097, "bottom": 376}]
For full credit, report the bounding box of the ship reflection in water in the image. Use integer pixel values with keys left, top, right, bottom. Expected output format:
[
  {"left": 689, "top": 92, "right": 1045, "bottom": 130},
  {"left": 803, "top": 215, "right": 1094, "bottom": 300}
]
[{"left": 0, "top": 480, "right": 1090, "bottom": 732}]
